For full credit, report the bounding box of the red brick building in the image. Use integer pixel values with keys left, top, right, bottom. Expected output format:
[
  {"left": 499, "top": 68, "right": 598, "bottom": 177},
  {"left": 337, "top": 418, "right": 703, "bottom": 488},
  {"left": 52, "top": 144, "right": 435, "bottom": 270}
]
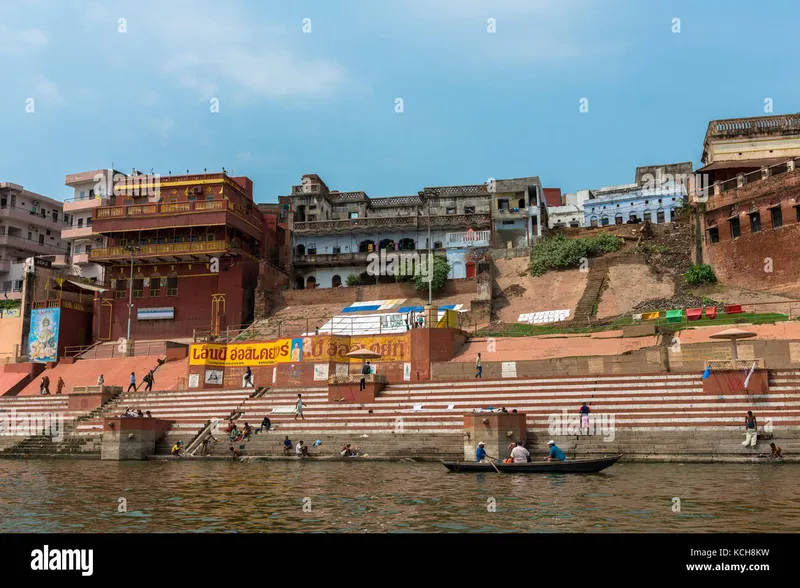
[
  {"left": 696, "top": 114, "right": 800, "bottom": 293},
  {"left": 90, "top": 172, "right": 276, "bottom": 341}
]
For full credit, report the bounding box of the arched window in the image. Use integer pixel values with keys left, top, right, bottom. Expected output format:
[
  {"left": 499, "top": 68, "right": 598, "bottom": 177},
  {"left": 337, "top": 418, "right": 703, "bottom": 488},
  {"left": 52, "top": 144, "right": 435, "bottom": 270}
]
[
  {"left": 149, "top": 273, "right": 161, "bottom": 297},
  {"left": 359, "top": 240, "right": 375, "bottom": 253},
  {"left": 296, "top": 244, "right": 305, "bottom": 256},
  {"left": 295, "top": 276, "right": 305, "bottom": 290},
  {"left": 306, "top": 276, "right": 317, "bottom": 289},
  {"left": 166, "top": 272, "right": 178, "bottom": 297},
  {"left": 331, "top": 275, "right": 342, "bottom": 288}
]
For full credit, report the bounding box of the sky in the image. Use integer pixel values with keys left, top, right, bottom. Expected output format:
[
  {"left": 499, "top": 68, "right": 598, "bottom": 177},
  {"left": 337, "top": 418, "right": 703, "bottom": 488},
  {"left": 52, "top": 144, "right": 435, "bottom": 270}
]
[{"left": 1, "top": 0, "right": 798, "bottom": 204}]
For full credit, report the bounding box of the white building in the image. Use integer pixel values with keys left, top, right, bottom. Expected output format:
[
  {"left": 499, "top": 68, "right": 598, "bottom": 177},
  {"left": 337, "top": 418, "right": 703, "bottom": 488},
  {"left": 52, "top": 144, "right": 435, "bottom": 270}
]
[{"left": 62, "top": 169, "right": 122, "bottom": 283}]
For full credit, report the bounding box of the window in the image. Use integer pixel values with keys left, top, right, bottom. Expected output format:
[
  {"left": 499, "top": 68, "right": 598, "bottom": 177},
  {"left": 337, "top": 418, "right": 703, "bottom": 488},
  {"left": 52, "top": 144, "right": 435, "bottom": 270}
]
[
  {"left": 446, "top": 206, "right": 456, "bottom": 214},
  {"left": 644, "top": 200, "right": 649, "bottom": 205},
  {"left": 771, "top": 207, "right": 783, "bottom": 229},
  {"left": 115, "top": 280, "right": 128, "bottom": 299},
  {"left": 167, "top": 276, "right": 178, "bottom": 296},
  {"left": 89, "top": 189, "right": 95, "bottom": 198},
  {"left": 52, "top": 211, "right": 58, "bottom": 223},
  {"left": 749, "top": 212, "right": 761, "bottom": 233},
  {"left": 657, "top": 211, "right": 665, "bottom": 223},
  {"left": 615, "top": 215, "right": 623, "bottom": 225},
  {"left": 2, "top": 281, "right": 10, "bottom": 292},
  {"left": 643, "top": 211, "right": 652, "bottom": 222},
  {"left": 465, "top": 206, "right": 475, "bottom": 214},
  {"left": 87, "top": 218, "right": 92, "bottom": 226},
  {"left": 349, "top": 212, "right": 358, "bottom": 219},
  {"left": 13, "top": 280, "right": 23, "bottom": 292},
  {"left": 332, "top": 246, "right": 341, "bottom": 254},
  {"left": 601, "top": 217, "right": 610, "bottom": 226},
  {"left": 709, "top": 227, "right": 719, "bottom": 243},
  {"left": 502, "top": 220, "right": 515, "bottom": 225},
  {"left": 730, "top": 217, "right": 741, "bottom": 238},
  {"left": 77, "top": 218, "right": 83, "bottom": 228},
  {"left": 670, "top": 209, "right": 676, "bottom": 222},
  {"left": 80, "top": 191, "right": 86, "bottom": 199},
  {"left": 433, "top": 241, "right": 443, "bottom": 249},
  {"left": 46, "top": 230, "right": 51, "bottom": 236},
  {"left": 498, "top": 199, "right": 509, "bottom": 210},
  {"left": 149, "top": 277, "right": 161, "bottom": 297},
  {"left": 132, "top": 278, "right": 144, "bottom": 298}
]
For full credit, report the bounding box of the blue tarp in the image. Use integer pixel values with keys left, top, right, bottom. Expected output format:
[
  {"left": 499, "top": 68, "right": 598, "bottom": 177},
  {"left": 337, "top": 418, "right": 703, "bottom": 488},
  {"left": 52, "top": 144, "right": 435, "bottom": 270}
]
[{"left": 341, "top": 305, "right": 381, "bottom": 313}]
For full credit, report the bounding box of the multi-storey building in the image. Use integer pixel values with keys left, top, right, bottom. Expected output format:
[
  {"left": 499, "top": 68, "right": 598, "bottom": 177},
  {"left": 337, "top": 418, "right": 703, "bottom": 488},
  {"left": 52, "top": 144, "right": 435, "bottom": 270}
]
[
  {"left": 490, "top": 177, "right": 546, "bottom": 249},
  {"left": 0, "top": 182, "right": 68, "bottom": 298},
  {"left": 63, "top": 169, "right": 124, "bottom": 284},
  {"left": 697, "top": 113, "right": 800, "bottom": 292},
  {"left": 287, "top": 174, "right": 499, "bottom": 289},
  {"left": 90, "top": 171, "right": 269, "bottom": 341},
  {"left": 583, "top": 163, "right": 691, "bottom": 227}
]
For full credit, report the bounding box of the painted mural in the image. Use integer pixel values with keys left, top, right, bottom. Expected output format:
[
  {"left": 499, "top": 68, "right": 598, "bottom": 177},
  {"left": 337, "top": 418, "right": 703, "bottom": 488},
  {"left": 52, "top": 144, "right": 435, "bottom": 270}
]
[{"left": 28, "top": 308, "right": 60, "bottom": 363}]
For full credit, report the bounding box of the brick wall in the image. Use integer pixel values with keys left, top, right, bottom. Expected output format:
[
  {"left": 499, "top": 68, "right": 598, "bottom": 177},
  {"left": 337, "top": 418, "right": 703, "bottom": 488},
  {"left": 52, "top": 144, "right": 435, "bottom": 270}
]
[{"left": 703, "top": 168, "right": 800, "bottom": 290}]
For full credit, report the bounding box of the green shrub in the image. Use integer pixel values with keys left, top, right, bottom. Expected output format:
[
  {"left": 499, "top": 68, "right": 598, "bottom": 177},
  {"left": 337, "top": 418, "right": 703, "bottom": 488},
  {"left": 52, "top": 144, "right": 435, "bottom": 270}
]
[
  {"left": 530, "top": 233, "right": 623, "bottom": 276},
  {"left": 684, "top": 264, "right": 717, "bottom": 285},
  {"left": 413, "top": 256, "right": 450, "bottom": 293},
  {"left": 346, "top": 274, "right": 361, "bottom": 287}
]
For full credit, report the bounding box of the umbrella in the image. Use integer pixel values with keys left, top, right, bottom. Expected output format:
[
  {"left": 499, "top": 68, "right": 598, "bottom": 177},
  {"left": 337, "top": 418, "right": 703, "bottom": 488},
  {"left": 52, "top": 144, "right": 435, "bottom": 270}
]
[
  {"left": 709, "top": 327, "right": 756, "bottom": 360},
  {"left": 345, "top": 348, "right": 382, "bottom": 376}
]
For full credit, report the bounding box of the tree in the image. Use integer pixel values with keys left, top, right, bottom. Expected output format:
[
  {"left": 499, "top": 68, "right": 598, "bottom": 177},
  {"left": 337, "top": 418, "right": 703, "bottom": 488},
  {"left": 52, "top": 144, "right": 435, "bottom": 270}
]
[{"left": 413, "top": 255, "right": 450, "bottom": 293}]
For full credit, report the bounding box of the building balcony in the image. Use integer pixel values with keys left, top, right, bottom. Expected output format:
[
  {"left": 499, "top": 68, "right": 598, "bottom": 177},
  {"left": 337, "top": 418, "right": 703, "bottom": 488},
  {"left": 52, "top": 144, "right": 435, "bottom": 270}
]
[
  {"left": 445, "top": 230, "right": 491, "bottom": 248},
  {"left": 61, "top": 226, "right": 94, "bottom": 240},
  {"left": 494, "top": 206, "right": 538, "bottom": 219},
  {"left": 0, "top": 234, "right": 68, "bottom": 255},
  {"left": 63, "top": 196, "right": 111, "bottom": 213},
  {"left": 293, "top": 251, "right": 372, "bottom": 267},
  {"left": 89, "top": 240, "right": 237, "bottom": 263},
  {"left": 72, "top": 253, "right": 92, "bottom": 265},
  {"left": 0, "top": 205, "right": 68, "bottom": 228},
  {"left": 293, "top": 213, "right": 491, "bottom": 233},
  {"left": 93, "top": 199, "right": 263, "bottom": 238},
  {"left": 0, "top": 259, "right": 11, "bottom": 273}
]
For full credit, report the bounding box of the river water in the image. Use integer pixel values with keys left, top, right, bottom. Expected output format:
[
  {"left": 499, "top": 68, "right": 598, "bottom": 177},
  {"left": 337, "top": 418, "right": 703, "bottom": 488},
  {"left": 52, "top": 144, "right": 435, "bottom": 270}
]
[{"left": 1, "top": 460, "right": 798, "bottom": 533}]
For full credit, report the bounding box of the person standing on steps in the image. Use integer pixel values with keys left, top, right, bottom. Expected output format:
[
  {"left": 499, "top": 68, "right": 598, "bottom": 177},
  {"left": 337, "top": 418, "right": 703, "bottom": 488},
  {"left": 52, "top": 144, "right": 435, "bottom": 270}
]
[
  {"left": 360, "top": 361, "right": 371, "bottom": 392},
  {"left": 579, "top": 402, "right": 591, "bottom": 435},
  {"left": 295, "top": 394, "right": 305, "bottom": 420},
  {"left": 742, "top": 411, "right": 758, "bottom": 448},
  {"left": 243, "top": 366, "right": 254, "bottom": 388},
  {"left": 97, "top": 374, "right": 104, "bottom": 387},
  {"left": 127, "top": 372, "right": 137, "bottom": 393},
  {"left": 475, "top": 353, "right": 482, "bottom": 379},
  {"left": 56, "top": 376, "right": 65, "bottom": 395}
]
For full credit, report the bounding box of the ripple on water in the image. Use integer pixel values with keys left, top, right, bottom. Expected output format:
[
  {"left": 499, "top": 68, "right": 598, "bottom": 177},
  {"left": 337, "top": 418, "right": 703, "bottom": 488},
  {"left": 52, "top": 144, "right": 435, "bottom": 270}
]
[{"left": 1, "top": 461, "right": 800, "bottom": 532}]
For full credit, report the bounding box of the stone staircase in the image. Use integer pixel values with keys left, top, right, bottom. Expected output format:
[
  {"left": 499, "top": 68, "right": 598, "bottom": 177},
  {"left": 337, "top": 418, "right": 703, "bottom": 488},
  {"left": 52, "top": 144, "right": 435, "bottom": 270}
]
[{"left": 571, "top": 257, "right": 610, "bottom": 324}]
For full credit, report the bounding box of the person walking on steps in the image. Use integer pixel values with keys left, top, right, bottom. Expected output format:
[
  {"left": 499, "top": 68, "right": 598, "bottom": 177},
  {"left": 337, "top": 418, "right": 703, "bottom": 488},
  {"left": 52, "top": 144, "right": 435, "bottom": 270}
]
[
  {"left": 143, "top": 370, "right": 155, "bottom": 392},
  {"left": 127, "top": 372, "right": 137, "bottom": 393},
  {"left": 56, "top": 376, "right": 65, "bottom": 395},
  {"left": 742, "top": 411, "right": 758, "bottom": 448},
  {"left": 475, "top": 353, "right": 483, "bottom": 379},
  {"left": 243, "top": 366, "right": 254, "bottom": 388},
  {"left": 295, "top": 394, "right": 305, "bottom": 421}
]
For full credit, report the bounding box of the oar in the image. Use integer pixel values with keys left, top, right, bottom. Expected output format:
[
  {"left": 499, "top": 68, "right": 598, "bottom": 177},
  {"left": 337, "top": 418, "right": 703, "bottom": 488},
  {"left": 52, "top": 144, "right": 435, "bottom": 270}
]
[{"left": 485, "top": 455, "right": 502, "bottom": 474}]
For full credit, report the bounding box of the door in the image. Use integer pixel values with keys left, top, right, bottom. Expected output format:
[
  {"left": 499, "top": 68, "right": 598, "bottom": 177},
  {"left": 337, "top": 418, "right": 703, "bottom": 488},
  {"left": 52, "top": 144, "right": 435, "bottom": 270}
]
[{"left": 466, "top": 262, "right": 476, "bottom": 278}]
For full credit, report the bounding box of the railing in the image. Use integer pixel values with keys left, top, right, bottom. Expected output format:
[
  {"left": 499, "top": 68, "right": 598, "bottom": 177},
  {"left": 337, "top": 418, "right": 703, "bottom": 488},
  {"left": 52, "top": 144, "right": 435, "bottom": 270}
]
[
  {"left": 63, "top": 339, "right": 169, "bottom": 359},
  {"left": 32, "top": 299, "right": 89, "bottom": 312},
  {"left": 90, "top": 240, "right": 231, "bottom": 260},
  {"left": 708, "top": 114, "right": 800, "bottom": 139},
  {"left": 428, "top": 185, "right": 489, "bottom": 196},
  {"left": 707, "top": 359, "right": 766, "bottom": 371},
  {"left": 371, "top": 196, "right": 422, "bottom": 207},
  {"left": 294, "top": 213, "right": 491, "bottom": 232},
  {"left": 94, "top": 199, "right": 242, "bottom": 220},
  {"left": 0, "top": 234, "right": 68, "bottom": 252},
  {"left": 0, "top": 204, "right": 69, "bottom": 225},
  {"left": 445, "top": 230, "right": 492, "bottom": 246},
  {"left": 699, "top": 158, "right": 800, "bottom": 211}
]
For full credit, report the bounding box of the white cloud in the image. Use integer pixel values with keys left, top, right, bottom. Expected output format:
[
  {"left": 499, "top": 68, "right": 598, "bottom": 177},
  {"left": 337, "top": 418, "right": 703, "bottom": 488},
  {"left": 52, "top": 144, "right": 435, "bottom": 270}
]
[
  {"left": 31, "top": 75, "right": 63, "bottom": 104},
  {"left": 145, "top": 117, "right": 175, "bottom": 138},
  {"left": 17, "top": 29, "right": 48, "bottom": 46},
  {"left": 91, "top": 0, "right": 348, "bottom": 101},
  {"left": 0, "top": 24, "right": 49, "bottom": 52}
]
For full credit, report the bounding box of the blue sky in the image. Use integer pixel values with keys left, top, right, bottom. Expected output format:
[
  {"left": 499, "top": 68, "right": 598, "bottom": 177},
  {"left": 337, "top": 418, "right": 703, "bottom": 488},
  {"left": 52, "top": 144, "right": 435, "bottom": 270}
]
[{"left": 1, "top": 0, "right": 798, "bottom": 203}]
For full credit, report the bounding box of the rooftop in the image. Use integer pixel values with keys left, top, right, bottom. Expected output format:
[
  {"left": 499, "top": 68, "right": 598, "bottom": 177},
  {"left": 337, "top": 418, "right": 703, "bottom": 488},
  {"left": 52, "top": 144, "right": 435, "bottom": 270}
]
[{"left": 702, "top": 113, "right": 800, "bottom": 163}]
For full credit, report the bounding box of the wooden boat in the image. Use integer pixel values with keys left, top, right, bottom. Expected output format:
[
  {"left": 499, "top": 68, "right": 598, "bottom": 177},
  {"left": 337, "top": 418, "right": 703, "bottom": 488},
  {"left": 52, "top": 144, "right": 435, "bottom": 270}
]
[{"left": 442, "top": 455, "right": 622, "bottom": 473}]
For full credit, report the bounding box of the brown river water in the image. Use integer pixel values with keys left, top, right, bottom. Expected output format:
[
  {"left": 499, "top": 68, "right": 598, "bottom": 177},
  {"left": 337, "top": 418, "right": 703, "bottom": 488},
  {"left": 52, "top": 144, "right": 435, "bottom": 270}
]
[{"left": 1, "top": 460, "right": 798, "bottom": 532}]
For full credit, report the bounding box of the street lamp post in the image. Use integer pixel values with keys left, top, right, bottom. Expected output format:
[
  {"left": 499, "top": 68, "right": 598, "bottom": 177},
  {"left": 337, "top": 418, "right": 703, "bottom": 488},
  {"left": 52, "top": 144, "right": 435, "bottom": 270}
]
[
  {"left": 427, "top": 195, "right": 432, "bottom": 306},
  {"left": 124, "top": 245, "right": 141, "bottom": 343}
]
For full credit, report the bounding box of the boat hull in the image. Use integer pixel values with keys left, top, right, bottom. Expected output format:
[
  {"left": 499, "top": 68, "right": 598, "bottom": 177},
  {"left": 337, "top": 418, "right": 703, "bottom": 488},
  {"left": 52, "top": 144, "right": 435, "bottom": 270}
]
[{"left": 442, "top": 455, "right": 622, "bottom": 473}]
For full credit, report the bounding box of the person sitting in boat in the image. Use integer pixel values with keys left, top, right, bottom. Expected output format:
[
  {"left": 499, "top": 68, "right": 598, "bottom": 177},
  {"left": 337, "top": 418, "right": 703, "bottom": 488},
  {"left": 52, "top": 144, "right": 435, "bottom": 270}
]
[
  {"left": 475, "top": 441, "right": 487, "bottom": 462},
  {"left": 511, "top": 441, "right": 531, "bottom": 463},
  {"left": 543, "top": 440, "right": 566, "bottom": 462}
]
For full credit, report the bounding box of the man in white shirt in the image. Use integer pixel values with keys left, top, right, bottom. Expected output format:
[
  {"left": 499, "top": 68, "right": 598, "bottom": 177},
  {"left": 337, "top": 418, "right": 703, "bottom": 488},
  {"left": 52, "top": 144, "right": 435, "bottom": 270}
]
[{"left": 510, "top": 442, "right": 530, "bottom": 463}]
